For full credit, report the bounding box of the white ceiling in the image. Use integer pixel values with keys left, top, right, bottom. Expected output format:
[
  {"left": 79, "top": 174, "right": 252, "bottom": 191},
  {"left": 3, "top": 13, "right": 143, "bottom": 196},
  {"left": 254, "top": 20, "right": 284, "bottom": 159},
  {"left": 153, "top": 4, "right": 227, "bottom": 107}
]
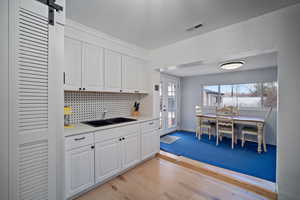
[
  {"left": 66, "top": 0, "right": 299, "bottom": 49},
  {"left": 161, "top": 52, "right": 277, "bottom": 77}
]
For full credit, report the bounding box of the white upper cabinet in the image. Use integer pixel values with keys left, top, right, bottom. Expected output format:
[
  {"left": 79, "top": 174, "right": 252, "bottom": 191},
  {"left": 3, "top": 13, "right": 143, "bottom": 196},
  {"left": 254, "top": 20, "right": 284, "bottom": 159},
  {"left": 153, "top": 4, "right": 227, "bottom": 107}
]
[
  {"left": 82, "top": 43, "right": 104, "bottom": 91},
  {"left": 64, "top": 37, "right": 82, "bottom": 91},
  {"left": 64, "top": 37, "right": 148, "bottom": 93},
  {"left": 137, "top": 59, "right": 149, "bottom": 93},
  {"left": 122, "top": 56, "right": 149, "bottom": 93},
  {"left": 122, "top": 56, "right": 139, "bottom": 92},
  {"left": 105, "top": 50, "right": 122, "bottom": 92}
]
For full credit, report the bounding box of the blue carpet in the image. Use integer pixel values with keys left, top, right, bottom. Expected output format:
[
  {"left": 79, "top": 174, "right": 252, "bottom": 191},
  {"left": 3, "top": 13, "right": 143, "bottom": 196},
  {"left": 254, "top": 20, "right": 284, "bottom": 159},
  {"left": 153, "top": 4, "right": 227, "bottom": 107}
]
[{"left": 160, "top": 131, "right": 276, "bottom": 182}]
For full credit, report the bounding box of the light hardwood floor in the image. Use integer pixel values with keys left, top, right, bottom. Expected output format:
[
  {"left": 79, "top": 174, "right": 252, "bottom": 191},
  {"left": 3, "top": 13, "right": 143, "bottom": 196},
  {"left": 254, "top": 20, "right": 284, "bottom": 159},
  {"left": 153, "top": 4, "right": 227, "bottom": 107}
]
[
  {"left": 76, "top": 158, "right": 268, "bottom": 200},
  {"left": 158, "top": 151, "right": 276, "bottom": 199}
]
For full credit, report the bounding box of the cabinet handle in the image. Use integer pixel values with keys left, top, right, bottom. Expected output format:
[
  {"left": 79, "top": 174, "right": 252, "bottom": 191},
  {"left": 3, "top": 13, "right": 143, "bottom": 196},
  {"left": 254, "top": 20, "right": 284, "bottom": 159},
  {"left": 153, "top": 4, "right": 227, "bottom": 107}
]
[
  {"left": 63, "top": 72, "right": 65, "bottom": 84},
  {"left": 91, "top": 145, "right": 95, "bottom": 149},
  {"left": 74, "top": 136, "right": 85, "bottom": 141},
  {"left": 149, "top": 122, "right": 154, "bottom": 125},
  {"left": 120, "top": 89, "right": 123, "bottom": 92}
]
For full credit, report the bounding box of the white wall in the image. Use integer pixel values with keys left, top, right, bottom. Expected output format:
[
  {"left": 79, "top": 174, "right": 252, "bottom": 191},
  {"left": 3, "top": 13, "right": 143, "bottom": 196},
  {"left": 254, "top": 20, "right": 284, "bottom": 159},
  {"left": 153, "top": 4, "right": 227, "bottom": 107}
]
[
  {"left": 180, "top": 67, "right": 278, "bottom": 145},
  {"left": 0, "top": 0, "right": 9, "bottom": 199},
  {"left": 150, "top": 4, "right": 300, "bottom": 200}
]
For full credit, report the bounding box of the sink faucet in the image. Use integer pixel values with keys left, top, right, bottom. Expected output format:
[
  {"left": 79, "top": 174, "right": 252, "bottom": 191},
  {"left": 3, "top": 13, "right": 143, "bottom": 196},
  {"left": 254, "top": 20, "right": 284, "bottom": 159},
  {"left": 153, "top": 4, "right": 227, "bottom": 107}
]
[{"left": 102, "top": 108, "right": 108, "bottom": 119}]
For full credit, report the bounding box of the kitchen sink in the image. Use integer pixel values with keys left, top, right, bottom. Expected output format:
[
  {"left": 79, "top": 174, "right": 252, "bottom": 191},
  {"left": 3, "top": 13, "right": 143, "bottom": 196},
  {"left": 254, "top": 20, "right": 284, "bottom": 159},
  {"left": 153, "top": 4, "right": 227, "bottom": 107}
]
[
  {"left": 107, "top": 117, "right": 137, "bottom": 123},
  {"left": 82, "top": 117, "right": 137, "bottom": 127}
]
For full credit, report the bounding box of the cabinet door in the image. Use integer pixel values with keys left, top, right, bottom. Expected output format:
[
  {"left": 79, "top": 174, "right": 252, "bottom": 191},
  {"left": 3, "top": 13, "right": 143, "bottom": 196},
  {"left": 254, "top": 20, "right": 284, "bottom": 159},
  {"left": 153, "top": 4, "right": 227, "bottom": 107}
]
[
  {"left": 95, "top": 138, "right": 122, "bottom": 184},
  {"left": 10, "top": 1, "right": 64, "bottom": 199},
  {"left": 122, "top": 133, "right": 140, "bottom": 169},
  {"left": 64, "top": 37, "right": 82, "bottom": 90},
  {"left": 137, "top": 60, "right": 149, "bottom": 93},
  {"left": 122, "top": 56, "right": 138, "bottom": 92},
  {"left": 141, "top": 131, "right": 159, "bottom": 160},
  {"left": 141, "top": 131, "right": 154, "bottom": 160},
  {"left": 153, "top": 130, "right": 160, "bottom": 154},
  {"left": 82, "top": 43, "right": 104, "bottom": 91},
  {"left": 104, "top": 50, "right": 122, "bottom": 92},
  {"left": 65, "top": 145, "right": 94, "bottom": 198}
]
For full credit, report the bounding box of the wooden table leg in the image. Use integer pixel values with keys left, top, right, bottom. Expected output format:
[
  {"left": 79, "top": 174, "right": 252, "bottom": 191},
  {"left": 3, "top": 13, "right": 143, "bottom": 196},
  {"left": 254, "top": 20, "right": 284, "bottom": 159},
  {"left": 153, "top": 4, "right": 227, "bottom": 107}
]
[
  {"left": 257, "top": 123, "right": 264, "bottom": 153},
  {"left": 216, "top": 123, "right": 219, "bottom": 145},
  {"left": 198, "top": 117, "right": 202, "bottom": 140},
  {"left": 262, "top": 126, "right": 267, "bottom": 152}
]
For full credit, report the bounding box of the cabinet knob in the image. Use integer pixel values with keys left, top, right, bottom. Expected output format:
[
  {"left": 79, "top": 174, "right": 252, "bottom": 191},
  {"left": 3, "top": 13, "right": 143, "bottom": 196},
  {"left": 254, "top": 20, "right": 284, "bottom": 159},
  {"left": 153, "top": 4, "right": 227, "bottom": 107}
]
[
  {"left": 91, "top": 146, "right": 95, "bottom": 149},
  {"left": 83, "top": 88, "right": 86, "bottom": 91},
  {"left": 122, "top": 137, "right": 125, "bottom": 140},
  {"left": 79, "top": 88, "right": 82, "bottom": 91},
  {"left": 119, "top": 138, "right": 122, "bottom": 141}
]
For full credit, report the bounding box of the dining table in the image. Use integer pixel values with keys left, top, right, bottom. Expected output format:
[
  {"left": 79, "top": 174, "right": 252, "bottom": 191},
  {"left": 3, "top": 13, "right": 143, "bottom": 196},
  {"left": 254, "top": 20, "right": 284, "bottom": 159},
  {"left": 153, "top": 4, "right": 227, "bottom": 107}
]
[{"left": 196, "top": 113, "right": 266, "bottom": 153}]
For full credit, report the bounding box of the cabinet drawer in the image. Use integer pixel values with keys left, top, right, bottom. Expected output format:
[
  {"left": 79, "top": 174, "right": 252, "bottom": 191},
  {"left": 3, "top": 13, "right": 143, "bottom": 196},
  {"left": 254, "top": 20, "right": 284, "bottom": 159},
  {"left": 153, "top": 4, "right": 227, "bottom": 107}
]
[
  {"left": 65, "top": 132, "right": 94, "bottom": 150},
  {"left": 95, "top": 124, "right": 140, "bottom": 143},
  {"left": 140, "top": 120, "right": 159, "bottom": 133}
]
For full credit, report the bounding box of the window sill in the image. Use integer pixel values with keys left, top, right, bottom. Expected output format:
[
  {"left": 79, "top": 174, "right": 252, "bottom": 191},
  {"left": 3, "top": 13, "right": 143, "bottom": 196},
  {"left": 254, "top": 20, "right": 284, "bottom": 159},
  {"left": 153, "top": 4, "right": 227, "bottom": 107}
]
[{"left": 202, "top": 106, "right": 276, "bottom": 112}]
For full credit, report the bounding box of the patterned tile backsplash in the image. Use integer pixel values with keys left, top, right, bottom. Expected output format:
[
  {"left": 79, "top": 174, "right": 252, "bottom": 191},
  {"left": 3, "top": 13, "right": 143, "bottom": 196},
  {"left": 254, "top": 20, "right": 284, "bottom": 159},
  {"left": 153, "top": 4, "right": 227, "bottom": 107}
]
[{"left": 64, "top": 91, "right": 145, "bottom": 124}]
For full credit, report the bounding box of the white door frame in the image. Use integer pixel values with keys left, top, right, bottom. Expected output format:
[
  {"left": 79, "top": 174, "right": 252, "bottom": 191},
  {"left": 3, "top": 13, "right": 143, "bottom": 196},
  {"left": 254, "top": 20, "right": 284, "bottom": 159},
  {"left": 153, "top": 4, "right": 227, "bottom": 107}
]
[{"left": 160, "top": 74, "right": 181, "bottom": 136}]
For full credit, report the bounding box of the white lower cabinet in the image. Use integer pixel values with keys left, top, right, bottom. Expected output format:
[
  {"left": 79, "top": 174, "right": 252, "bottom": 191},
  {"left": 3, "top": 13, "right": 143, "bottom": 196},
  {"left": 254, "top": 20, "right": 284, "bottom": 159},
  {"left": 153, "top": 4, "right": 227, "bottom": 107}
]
[
  {"left": 122, "top": 132, "right": 140, "bottom": 169},
  {"left": 141, "top": 120, "right": 160, "bottom": 160},
  {"left": 141, "top": 131, "right": 159, "bottom": 160},
  {"left": 65, "top": 145, "right": 95, "bottom": 198},
  {"left": 64, "top": 120, "right": 159, "bottom": 199},
  {"left": 95, "top": 138, "right": 122, "bottom": 183},
  {"left": 95, "top": 131, "right": 140, "bottom": 184}
]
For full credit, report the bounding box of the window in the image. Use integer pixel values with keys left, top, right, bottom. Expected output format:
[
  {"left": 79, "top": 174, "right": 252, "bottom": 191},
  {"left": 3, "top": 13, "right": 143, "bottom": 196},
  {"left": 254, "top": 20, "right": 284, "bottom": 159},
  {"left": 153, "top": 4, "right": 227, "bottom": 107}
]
[
  {"left": 262, "top": 82, "right": 277, "bottom": 108},
  {"left": 203, "top": 85, "right": 219, "bottom": 107},
  {"left": 202, "top": 82, "right": 277, "bottom": 109},
  {"left": 220, "top": 84, "right": 237, "bottom": 107},
  {"left": 167, "top": 82, "right": 176, "bottom": 128},
  {"left": 236, "top": 83, "right": 262, "bottom": 108}
]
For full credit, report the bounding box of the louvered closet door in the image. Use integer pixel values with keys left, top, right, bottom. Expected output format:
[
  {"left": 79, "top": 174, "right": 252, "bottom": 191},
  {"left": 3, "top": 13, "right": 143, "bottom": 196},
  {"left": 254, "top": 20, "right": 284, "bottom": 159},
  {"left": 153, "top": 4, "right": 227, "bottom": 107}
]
[{"left": 10, "top": 0, "right": 58, "bottom": 199}]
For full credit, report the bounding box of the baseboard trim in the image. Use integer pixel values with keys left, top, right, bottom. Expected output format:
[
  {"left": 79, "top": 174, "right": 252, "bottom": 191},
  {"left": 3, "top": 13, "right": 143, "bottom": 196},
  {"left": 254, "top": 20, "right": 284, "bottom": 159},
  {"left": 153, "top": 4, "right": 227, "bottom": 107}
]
[{"left": 157, "top": 151, "right": 277, "bottom": 200}]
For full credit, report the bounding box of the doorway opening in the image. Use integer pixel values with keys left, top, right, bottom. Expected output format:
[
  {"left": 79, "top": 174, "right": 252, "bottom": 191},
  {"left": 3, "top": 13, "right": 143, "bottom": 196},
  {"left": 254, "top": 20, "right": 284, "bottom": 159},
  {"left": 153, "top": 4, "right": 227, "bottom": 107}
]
[{"left": 158, "top": 52, "right": 278, "bottom": 195}]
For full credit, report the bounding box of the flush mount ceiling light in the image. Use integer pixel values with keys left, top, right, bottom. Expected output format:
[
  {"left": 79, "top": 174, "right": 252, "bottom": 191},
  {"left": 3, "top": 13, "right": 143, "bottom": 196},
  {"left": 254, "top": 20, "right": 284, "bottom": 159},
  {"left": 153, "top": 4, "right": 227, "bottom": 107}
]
[{"left": 220, "top": 61, "right": 244, "bottom": 70}]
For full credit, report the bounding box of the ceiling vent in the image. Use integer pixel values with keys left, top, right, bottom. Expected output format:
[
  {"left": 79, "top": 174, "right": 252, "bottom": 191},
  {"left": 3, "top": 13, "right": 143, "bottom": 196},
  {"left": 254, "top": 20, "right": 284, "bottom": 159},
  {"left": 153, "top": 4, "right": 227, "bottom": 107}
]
[{"left": 186, "top": 23, "right": 203, "bottom": 32}]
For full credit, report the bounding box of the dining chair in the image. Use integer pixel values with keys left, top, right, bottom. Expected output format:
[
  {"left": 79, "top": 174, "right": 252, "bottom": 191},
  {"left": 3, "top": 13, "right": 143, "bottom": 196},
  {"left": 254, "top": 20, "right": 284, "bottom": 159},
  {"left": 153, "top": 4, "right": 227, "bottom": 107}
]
[
  {"left": 216, "top": 106, "right": 239, "bottom": 116},
  {"left": 195, "top": 105, "right": 215, "bottom": 140},
  {"left": 216, "top": 116, "right": 236, "bottom": 149},
  {"left": 241, "top": 107, "right": 273, "bottom": 152},
  {"left": 197, "top": 117, "right": 216, "bottom": 140}
]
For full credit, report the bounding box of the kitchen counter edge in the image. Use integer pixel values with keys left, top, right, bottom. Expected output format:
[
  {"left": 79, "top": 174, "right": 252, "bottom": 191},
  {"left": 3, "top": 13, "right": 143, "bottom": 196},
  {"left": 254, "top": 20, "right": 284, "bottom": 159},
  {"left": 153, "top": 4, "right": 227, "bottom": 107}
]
[{"left": 64, "top": 116, "right": 160, "bottom": 137}]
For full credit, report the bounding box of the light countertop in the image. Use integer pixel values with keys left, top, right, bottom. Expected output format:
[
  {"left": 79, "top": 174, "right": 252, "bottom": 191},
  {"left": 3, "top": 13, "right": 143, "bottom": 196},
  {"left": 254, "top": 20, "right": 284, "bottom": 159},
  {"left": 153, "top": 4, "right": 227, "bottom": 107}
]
[{"left": 64, "top": 116, "right": 159, "bottom": 137}]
